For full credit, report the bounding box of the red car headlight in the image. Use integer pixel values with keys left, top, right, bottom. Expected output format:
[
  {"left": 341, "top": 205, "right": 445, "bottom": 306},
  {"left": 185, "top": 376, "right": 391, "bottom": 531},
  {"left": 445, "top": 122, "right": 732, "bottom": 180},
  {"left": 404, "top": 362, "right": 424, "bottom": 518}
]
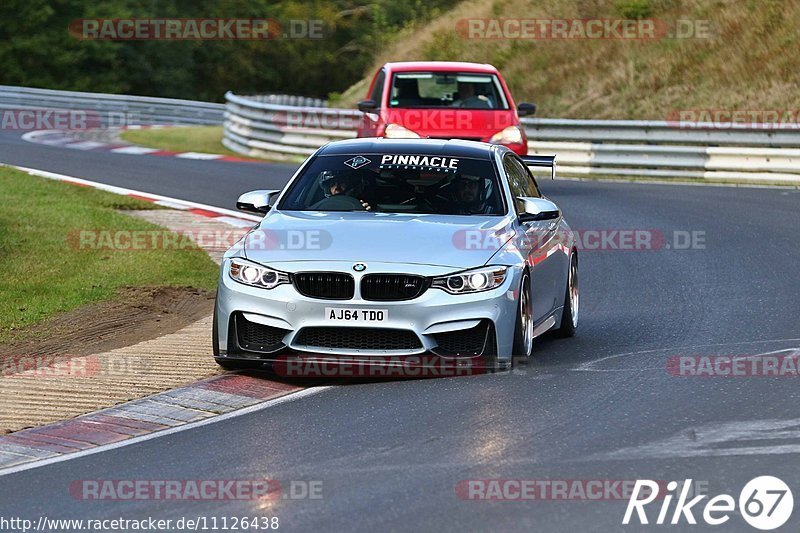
[
  {"left": 489, "top": 126, "right": 524, "bottom": 145},
  {"left": 383, "top": 123, "right": 421, "bottom": 139}
]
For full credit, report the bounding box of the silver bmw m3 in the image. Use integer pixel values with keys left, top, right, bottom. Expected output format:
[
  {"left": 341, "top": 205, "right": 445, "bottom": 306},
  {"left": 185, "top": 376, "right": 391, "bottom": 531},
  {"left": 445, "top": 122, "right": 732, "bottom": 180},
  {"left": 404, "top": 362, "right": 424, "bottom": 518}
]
[{"left": 213, "top": 138, "right": 578, "bottom": 373}]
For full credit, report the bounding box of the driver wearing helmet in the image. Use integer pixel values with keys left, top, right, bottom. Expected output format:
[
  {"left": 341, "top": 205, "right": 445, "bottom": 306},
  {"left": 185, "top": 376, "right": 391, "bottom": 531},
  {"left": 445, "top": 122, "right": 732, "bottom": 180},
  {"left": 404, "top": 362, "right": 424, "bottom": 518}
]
[
  {"left": 318, "top": 171, "right": 372, "bottom": 210},
  {"left": 447, "top": 174, "right": 493, "bottom": 214}
]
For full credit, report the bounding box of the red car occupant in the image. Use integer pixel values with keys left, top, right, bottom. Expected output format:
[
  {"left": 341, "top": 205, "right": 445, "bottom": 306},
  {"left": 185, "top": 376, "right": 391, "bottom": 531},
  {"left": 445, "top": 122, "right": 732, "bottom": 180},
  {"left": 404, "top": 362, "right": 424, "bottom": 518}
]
[{"left": 357, "top": 61, "right": 535, "bottom": 155}]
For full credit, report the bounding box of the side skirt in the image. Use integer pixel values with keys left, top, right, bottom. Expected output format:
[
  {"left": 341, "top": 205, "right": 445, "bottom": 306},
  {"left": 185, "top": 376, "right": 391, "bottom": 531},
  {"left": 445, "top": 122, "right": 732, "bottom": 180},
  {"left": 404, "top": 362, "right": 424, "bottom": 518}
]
[{"left": 532, "top": 311, "right": 560, "bottom": 339}]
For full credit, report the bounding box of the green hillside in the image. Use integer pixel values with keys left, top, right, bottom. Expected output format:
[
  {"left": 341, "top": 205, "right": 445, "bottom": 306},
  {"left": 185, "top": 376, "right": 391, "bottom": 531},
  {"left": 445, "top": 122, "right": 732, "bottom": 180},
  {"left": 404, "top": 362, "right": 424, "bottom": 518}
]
[{"left": 334, "top": 0, "right": 800, "bottom": 119}]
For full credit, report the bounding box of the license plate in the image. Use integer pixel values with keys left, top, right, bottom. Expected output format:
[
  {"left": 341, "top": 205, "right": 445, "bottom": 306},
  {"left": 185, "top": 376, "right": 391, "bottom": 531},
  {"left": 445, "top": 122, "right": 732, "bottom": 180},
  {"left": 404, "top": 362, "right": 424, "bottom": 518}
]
[{"left": 325, "top": 307, "right": 388, "bottom": 323}]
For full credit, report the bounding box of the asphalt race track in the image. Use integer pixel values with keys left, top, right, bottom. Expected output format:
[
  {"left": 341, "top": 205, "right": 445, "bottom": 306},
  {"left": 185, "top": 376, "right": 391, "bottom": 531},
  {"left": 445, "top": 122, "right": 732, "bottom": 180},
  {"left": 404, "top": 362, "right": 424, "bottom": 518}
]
[
  {"left": 0, "top": 131, "right": 296, "bottom": 210},
  {"left": 2, "top": 129, "right": 800, "bottom": 531}
]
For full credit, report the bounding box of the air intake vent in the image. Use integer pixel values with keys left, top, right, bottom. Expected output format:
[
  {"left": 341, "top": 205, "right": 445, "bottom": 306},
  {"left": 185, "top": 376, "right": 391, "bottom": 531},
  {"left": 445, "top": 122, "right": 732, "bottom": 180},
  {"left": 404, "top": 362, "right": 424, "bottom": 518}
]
[
  {"left": 361, "top": 274, "right": 429, "bottom": 301},
  {"left": 235, "top": 313, "right": 289, "bottom": 353},
  {"left": 432, "top": 320, "right": 495, "bottom": 357},
  {"left": 294, "top": 327, "right": 422, "bottom": 351},
  {"left": 293, "top": 272, "right": 355, "bottom": 300}
]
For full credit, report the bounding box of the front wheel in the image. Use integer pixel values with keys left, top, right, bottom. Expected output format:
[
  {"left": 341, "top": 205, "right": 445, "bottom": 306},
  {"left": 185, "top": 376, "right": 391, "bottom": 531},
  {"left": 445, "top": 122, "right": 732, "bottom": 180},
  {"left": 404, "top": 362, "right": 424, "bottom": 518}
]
[
  {"left": 555, "top": 253, "right": 579, "bottom": 337},
  {"left": 212, "top": 296, "right": 220, "bottom": 357},
  {"left": 479, "top": 271, "right": 531, "bottom": 373},
  {"left": 512, "top": 270, "right": 534, "bottom": 358}
]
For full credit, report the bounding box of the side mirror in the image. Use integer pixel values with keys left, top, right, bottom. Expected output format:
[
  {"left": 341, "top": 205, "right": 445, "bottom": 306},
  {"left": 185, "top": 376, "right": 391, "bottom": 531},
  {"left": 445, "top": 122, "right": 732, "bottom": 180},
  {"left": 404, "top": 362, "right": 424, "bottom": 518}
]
[
  {"left": 518, "top": 197, "right": 560, "bottom": 223},
  {"left": 357, "top": 99, "right": 377, "bottom": 113},
  {"left": 236, "top": 190, "right": 280, "bottom": 215},
  {"left": 517, "top": 102, "right": 536, "bottom": 117}
]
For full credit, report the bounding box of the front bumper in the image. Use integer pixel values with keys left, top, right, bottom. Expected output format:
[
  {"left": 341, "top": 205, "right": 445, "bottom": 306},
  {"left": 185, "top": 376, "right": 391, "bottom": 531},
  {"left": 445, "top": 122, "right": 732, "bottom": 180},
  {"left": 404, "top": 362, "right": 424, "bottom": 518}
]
[{"left": 214, "top": 260, "right": 522, "bottom": 365}]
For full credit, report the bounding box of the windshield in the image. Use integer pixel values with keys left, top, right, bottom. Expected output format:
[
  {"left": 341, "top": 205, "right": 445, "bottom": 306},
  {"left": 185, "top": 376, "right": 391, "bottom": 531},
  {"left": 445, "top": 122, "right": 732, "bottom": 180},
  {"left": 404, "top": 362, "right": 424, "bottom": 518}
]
[
  {"left": 279, "top": 154, "right": 507, "bottom": 215},
  {"left": 389, "top": 72, "right": 509, "bottom": 109}
]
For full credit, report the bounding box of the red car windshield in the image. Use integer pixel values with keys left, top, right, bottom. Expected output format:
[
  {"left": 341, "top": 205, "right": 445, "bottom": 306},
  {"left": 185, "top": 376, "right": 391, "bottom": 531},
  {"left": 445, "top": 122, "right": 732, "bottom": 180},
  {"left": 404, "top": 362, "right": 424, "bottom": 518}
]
[{"left": 389, "top": 72, "right": 509, "bottom": 110}]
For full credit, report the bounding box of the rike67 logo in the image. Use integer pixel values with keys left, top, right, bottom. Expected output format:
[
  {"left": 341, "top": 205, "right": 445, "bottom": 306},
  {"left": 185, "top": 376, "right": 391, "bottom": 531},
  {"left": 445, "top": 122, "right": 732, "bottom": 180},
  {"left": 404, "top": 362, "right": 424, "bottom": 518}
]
[{"left": 623, "top": 477, "right": 793, "bottom": 530}]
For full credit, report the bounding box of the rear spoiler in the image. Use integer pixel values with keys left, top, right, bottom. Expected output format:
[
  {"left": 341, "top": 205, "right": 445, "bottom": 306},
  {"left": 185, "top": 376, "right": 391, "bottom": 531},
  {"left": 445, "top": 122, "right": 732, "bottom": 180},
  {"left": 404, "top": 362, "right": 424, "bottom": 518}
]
[{"left": 521, "top": 155, "right": 556, "bottom": 180}]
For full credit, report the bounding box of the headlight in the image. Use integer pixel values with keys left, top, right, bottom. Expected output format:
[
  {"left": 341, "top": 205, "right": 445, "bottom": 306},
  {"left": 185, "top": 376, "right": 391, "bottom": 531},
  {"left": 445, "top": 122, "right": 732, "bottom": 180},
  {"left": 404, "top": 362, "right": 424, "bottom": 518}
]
[
  {"left": 383, "top": 123, "right": 421, "bottom": 139},
  {"left": 229, "top": 259, "right": 290, "bottom": 289},
  {"left": 489, "top": 126, "right": 524, "bottom": 145},
  {"left": 432, "top": 266, "right": 508, "bottom": 294}
]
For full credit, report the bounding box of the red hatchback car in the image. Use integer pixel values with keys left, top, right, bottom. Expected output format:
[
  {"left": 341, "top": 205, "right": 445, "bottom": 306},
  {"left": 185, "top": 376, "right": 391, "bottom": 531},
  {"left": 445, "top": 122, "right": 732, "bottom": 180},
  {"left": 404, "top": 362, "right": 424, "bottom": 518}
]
[{"left": 356, "top": 61, "right": 535, "bottom": 155}]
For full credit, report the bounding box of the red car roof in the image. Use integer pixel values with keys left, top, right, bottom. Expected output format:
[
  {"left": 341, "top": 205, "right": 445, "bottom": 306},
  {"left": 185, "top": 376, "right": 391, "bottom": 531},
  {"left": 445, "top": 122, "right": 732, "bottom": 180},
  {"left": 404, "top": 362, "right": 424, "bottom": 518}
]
[{"left": 383, "top": 61, "right": 499, "bottom": 74}]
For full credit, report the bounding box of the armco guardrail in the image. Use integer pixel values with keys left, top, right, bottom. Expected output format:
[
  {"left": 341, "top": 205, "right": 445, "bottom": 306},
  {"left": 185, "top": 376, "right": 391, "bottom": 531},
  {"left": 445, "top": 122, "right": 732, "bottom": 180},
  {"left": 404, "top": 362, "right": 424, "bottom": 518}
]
[
  {"left": 521, "top": 117, "right": 800, "bottom": 147},
  {"left": 0, "top": 85, "right": 224, "bottom": 126},
  {"left": 223, "top": 91, "right": 359, "bottom": 158},
  {"left": 522, "top": 118, "right": 800, "bottom": 182},
  {"left": 6, "top": 85, "right": 796, "bottom": 184},
  {"left": 224, "top": 91, "right": 800, "bottom": 184}
]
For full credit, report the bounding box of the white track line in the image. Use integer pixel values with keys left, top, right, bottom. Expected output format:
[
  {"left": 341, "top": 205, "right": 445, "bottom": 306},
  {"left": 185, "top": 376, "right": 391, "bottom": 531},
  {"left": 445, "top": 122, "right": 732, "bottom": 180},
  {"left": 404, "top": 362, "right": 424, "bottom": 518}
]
[
  {"left": 20, "top": 129, "right": 65, "bottom": 143},
  {"left": 0, "top": 164, "right": 318, "bottom": 477},
  {"left": 153, "top": 199, "right": 190, "bottom": 209},
  {"left": 176, "top": 152, "right": 224, "bottom": 160},
  {"left": 110, "top": 146, "right": 161, "bottom": 155},
  {"left": 64, "top": 141, "right": 106, "bottom": 150},
  {"left": 1, "top": 164, "right": 261, "bottom": 222},
  {"left": 0, "top": 386, "right": 331, "bottom": 477}
]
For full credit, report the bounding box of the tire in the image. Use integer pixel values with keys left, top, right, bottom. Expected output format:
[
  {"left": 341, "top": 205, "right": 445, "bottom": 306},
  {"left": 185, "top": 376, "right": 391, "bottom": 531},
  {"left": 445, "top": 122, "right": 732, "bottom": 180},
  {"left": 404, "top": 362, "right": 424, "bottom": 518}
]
[
  {"left": 512, "top": 270, "right": 534, "bottom": 360},
  {"left": 481, "top": 271, "right": 531, "bottom": 373},
  {"left": 555, "top": 252, "right": 579, "bottom": 338},
  {"left": 212, "top": 295, "right": 220, "bottom": 357}
]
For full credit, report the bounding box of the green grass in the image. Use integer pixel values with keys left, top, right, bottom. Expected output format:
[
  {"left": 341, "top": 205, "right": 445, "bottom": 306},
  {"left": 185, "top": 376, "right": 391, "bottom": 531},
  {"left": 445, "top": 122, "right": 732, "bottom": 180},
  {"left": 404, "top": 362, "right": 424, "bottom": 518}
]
[
  {"left": 0, "top": 166, "right": 218, "bottom": 342},
  {"left": 120, "top": 126, "right": 244, "bottom": 158},
  {"left": 337, "top": 0, "right": 800, "bottom": 119}
]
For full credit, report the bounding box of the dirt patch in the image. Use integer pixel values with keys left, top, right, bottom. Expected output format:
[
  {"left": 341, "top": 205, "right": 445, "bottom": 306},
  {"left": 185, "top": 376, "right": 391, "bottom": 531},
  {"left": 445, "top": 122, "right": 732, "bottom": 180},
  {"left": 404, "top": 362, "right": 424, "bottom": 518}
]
[
  {"left": 0, "top": 208, "right": 234, "bottom": 434},
  {"left": 0, "top": 286, "right": 214, "bottom": 371}
]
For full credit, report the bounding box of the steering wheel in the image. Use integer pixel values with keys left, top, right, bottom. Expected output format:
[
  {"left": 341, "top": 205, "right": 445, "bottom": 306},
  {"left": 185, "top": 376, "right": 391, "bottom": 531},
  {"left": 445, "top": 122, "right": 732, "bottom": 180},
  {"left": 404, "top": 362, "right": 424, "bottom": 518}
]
[{"left": 310, "top": 194, "right": 366, "bottom": 211}]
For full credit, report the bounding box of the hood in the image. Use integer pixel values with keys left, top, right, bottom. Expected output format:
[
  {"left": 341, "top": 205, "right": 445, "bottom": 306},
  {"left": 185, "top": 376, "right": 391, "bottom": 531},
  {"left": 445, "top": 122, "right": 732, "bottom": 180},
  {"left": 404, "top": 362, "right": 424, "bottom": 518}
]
[{"left": 242, "top": 210, "right": 515, "bottom": 269}]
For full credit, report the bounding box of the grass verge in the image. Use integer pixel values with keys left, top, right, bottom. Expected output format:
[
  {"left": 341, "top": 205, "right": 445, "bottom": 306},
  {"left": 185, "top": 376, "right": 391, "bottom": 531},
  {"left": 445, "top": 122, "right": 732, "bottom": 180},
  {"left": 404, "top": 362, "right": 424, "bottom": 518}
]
[
  {"left": 120, "top": 126, "right": 244, "bottom": 158},
  {"left": 0, "top": 166, "right": 218, "bottom": 343}
]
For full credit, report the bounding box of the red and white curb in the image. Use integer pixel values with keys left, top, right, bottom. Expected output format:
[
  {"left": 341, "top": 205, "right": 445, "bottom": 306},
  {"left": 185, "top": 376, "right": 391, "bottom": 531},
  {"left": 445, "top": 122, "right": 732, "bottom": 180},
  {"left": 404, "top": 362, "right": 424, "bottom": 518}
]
[
  {"left": 3, "top": 164, "right": 261, "bottom": 228},
  {"left": 0, "top": 377, "right": 328, "bottom": 474},
  {"left": 21, "top": 126, "right": 262, "bottom": 164},
  {"left": 0, "top": 164, "right": 326, "bottom": 474}
]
